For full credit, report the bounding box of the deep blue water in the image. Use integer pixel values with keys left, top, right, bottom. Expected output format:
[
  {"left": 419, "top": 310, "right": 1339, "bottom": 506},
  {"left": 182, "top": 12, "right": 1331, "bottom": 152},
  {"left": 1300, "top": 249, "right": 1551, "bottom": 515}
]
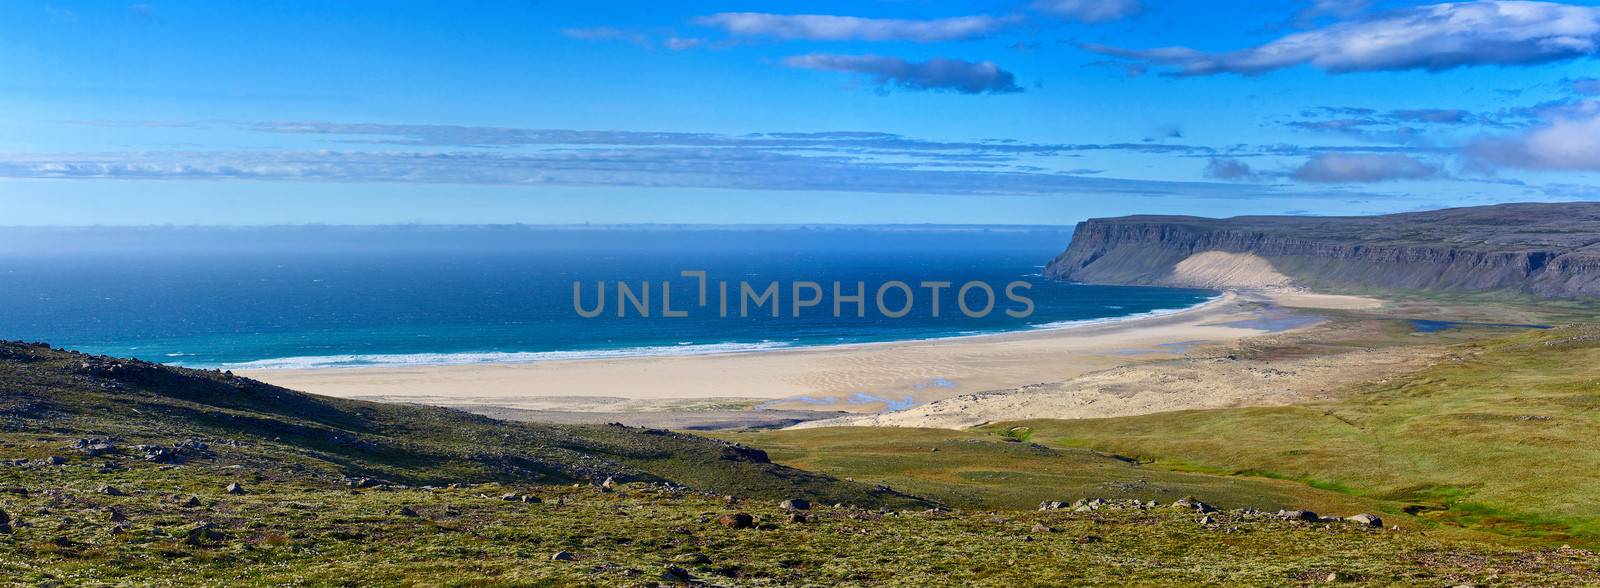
[{"left": 0, "top": 227, "right": 1217, "bottom": 369}]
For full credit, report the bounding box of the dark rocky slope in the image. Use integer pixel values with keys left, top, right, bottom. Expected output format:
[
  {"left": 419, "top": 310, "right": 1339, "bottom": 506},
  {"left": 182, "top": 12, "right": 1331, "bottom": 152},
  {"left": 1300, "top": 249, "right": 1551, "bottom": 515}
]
[
  {"left": 1045, "top": 202, "right": 1600, "bottom": 298},
  {"left": 0, "top": 340, "right": 928, "bottom": 508}
]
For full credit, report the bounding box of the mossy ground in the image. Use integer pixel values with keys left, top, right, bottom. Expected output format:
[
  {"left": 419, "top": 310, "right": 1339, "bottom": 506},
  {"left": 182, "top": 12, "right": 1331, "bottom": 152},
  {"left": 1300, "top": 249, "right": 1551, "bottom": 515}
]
[{"left": 2, "top": 458, "right": 1596, "bottom": 587}]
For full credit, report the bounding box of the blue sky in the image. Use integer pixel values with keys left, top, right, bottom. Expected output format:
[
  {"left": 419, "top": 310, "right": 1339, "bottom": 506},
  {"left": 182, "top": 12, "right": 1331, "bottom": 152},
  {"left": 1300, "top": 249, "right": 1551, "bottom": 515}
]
[{"left": 2, "top": 0, "right": 1599, "bottom": 225}]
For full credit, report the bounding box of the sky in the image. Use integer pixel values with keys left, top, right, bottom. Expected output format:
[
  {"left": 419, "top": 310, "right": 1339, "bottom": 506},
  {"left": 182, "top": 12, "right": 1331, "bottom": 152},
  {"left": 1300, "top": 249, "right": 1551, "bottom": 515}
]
[{"left": 2, "top": 0, "right": 1599, "bottom": 225}]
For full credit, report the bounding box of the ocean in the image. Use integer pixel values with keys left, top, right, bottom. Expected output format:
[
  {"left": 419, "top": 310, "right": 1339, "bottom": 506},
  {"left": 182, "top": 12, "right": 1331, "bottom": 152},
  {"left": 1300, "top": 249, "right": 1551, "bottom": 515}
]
[{"left": 0, "top": 226, "right": 1217, "bottom": 369}]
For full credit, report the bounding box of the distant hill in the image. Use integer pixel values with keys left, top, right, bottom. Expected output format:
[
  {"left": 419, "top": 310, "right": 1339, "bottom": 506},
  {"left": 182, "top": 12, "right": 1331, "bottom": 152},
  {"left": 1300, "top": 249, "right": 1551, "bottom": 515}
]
[
  {"left": 0, "top": 340, "right": 927, "bottom": 509},
  {"left": 1046, "top": 202, "right": 1600, "bottom": 298}
]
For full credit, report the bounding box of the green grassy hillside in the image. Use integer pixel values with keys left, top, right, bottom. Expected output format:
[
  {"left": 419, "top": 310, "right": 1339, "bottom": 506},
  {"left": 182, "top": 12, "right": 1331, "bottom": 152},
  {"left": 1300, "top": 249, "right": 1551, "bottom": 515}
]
[
  {"left": 989, "top": 325, "right": 1600, "bottom": 544},
  {"left": 0, "top": 341, "right": 923, "bottom": 509}
]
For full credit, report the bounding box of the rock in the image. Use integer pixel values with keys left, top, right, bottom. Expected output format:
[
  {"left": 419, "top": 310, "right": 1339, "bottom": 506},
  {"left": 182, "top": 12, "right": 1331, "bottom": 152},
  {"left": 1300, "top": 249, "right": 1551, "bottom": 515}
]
[
  {"left": 108, "top": 508, "right": 128, "bottom": 523},
  {"left": 601, "top": 476, "right": 617, "bottom": 489},
  {"left": 551, "top": 551, "right": 575, "bottom": 561},
  {"left": 1032, "top": 522, "right": 1054, "bottom": 533},
  {"left": 347, "top": 477, "right": 384, "bottom": 489},
  {"left": 1199, "top": 515, "right": 1216, "bottom": 526},
  {"left": 1326, "top": 571, "right": 1348, "bottom": 583},
  {"left": 42, "top": 456, "right": 65, "bottom": 466},
  {"left": 183, "top": 522, "right": 223, "bottom": 546},
  {"left": 0, "top": 486, "right": 27, "bottom": 497},
  {"left": 225, "top": 482, "right": 244, "bottom": 495},
  {"left": 396, "top": 506, "right": 419, "bottom": 517},
  {"left": 717, "top": 513, "right": 755, "bottom": 529},
  {"left": 1347, "top": 513, "right": 1384, "bottom": 528},
  {"left": 0, "top": 507, "right": 11, "bottom": 534},
  {"left": 673, "top": 552, "right": 711, "bottom": 565},
  {"left": 500, "top": 493, "right": 520, "bottom": 501},
  {"left": 520, "top": 495, "right": 542, "bottom": 504},
  {"left": 779, "top": 499, "right": 811, "bottom": 511},
  {"left": 661, "top": 566, "right": 695, "bottom": 583},
  {"left": 787, "top": 512, "right": 810, "bottom": 524},
  {"left": 98, "top": 485, "right": 126, "bottom": 497},
  {"left": 1075, "top": 535, "right": 1102, "bottom": 544},
  {"left": 1172, "top": 498, "right": 1217, "bottom": 513},
  {"left": 179, "top": 495, "right": 202, "bottom": 508},
  {"left": 1279, "top": 509, "right": 1319, "bottom": 522}
]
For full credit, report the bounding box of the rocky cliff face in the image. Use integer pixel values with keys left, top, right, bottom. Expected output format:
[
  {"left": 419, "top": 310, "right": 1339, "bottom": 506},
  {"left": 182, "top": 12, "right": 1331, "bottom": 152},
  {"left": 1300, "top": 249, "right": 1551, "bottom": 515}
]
[{"left": 1045, "top": 203, "right": 1600, "bottom": 298}]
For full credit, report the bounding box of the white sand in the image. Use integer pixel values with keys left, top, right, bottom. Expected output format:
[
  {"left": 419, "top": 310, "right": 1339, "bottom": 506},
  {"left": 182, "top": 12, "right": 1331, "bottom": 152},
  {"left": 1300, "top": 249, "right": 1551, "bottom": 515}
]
[{"left": 243, "top": 289, "right": 1385, "bottom": 425}]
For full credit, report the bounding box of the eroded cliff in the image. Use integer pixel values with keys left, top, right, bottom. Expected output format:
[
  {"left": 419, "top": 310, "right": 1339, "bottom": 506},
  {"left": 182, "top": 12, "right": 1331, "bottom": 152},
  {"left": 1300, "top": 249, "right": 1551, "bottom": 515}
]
[{"left": 1045, "top": 203, "right": 1600, "bottom": 298}]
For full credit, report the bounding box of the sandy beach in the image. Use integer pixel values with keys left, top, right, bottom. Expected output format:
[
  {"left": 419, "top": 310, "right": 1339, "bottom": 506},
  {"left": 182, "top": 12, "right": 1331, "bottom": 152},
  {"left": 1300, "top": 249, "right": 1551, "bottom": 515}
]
[{"left": 241, "top": 289, "right": 1381, "bottom": 428}]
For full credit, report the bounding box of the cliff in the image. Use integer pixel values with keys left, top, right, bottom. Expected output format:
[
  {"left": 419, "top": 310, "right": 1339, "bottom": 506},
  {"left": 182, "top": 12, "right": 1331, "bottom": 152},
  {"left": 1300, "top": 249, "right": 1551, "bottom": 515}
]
[{"left": 1045, "top": 202, "right": 1600, "bottom": 298}]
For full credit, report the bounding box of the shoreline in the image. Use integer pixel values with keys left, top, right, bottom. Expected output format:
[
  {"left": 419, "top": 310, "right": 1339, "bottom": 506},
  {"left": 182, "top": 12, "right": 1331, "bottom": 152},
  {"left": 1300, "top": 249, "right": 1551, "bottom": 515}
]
[
  {"left": 206, "top": 292, "right": 1227, "bottom": 372},
  {"left": 239, "top": 290, "right": 1366, "bottom": 427}
]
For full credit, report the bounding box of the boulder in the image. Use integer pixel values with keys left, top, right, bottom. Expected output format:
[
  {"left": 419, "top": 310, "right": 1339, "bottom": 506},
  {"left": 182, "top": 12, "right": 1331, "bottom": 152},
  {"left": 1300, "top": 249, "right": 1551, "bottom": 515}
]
[
  {"left": 1278, "top": 509, "right": 1319, "bottom": 522},
  {"left": 225, "top": 482, "right": 245, "bottom": 495},
  {"left": 500, "top": 493, "right": 520, "bottom": 501},
  {"left": 396, "top": 506, "right": 419, "bottom": 517},
  {"left": 779, "top": 499, "right": 811, "bottom": 511},
  {"left": 1032, "top": 522, "right": 1054, "bottom": 533},
  {"left": 98, "top": 485, "right": 126, "bottom": 497},
  {"left": 551, "top": 551, "right": 575, "bottom": 561},
  {"left": 42, "top": 456, "right": 66, "bottom": 466},
  {"left": 661, "top": 566, "right": 695, "bottom": 583},
  {"left": 0, "top": 507, "right": 11, "bottom": 534},
  {"left": 717, "top": 513, "right": 755, "bottom": 529},
  {"left": 1347, "top": 513, "right": 1384, "bottom": 528},
  {"left": 183, "top": 522, "right": 224, "bottom": 546}
]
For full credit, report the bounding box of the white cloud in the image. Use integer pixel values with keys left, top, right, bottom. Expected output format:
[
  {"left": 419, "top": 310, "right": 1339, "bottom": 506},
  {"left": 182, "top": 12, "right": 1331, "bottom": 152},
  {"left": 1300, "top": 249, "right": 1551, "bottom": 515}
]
[
  {"left": 1087, "top": 1, "right": 1600, "bottom": 75},
  {"left": 1292, "top": 153, "right": 1440, "bottom": 182},
  {"left": 1468, "top": 100, "right": 1600, "bottom": 171},
  {"left": 781, "top": 54, "right": 1023, "bottom": 94},
  {"left": 1031, "top": 0, "right": 1141, "bottom": 23},
  {"left": 692, "top": 13, "right": 1020, "bottom": 42}
]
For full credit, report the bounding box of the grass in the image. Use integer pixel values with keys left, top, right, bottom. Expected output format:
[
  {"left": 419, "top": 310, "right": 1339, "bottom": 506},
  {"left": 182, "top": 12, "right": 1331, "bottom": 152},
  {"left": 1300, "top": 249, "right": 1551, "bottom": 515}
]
[
  {"left": 0, "top": 341, "right": 925, "bottom": 510},
  {"left": 978, "top": 324, "right": 1600, "bottom": 545},
  {"left": 3, "top": 462, "right": 1596, "bottom": 586},
  {"left": 714, "top": 427, "right": 1395, "bottom": 517}
]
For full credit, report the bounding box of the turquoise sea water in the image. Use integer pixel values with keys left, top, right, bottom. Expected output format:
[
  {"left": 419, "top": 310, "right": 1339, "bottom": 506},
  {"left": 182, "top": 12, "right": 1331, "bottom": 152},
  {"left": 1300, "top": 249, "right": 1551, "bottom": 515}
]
[{"left": 0, "top": 226, "right": 1217, "bottom": 369}]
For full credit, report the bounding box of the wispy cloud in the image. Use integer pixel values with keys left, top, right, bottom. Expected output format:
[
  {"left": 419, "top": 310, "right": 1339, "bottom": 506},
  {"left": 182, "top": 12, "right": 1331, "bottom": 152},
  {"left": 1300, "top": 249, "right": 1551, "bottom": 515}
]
[
  {"left": 1086, "top": 1, "right": 1600, "bottom": 76},
  {"left": 1031, "top": 0, "right": 1141, "bottom": 23},
  {"left": 692, "top": 13, "right": 1020, "bottom": 42},
  {"left": 781, "top": 54, "right": 1023, "bottom": 94},
  {"left": 1204, "top": 158, "right": 1261, "bottom": 181},
  {"left": 0, "top": 149, "right": 1304, "bottom": 200},
  {"left": 1291, "top": 153, "right": 1441, "bottom": 182},
  {"left": 1467, "top": 100, "right": 1600, "bottom": 171},
  {"left": 1572, "top": 78, "right": 1600, "bottom": 95},
  {"left": 561, "top": 27, "right": 653, "bottom": 48}
]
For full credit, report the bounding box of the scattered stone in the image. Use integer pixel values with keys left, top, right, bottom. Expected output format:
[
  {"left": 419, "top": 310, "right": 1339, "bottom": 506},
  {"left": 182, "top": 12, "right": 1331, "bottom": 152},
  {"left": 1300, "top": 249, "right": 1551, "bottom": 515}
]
[
  {"left": 98, "top": 485, "right": 126, "bottom": 497},
  {"left": 1199, "top": 515, "right": 1216, "bottom": 526},
  {"left": 1326, "top": 571, "right": 1348, "bottom": 583},
  {"left": 1347, "top": 513, "right": 1384, "bottom": 528},
  {"left": 1172, "top": 497, "right": 1216, "bottom": 513},
  {"left": 108, "top": 508, "right": 128, "bottom": 523},
  {"left": 347, "top": 477, "right": 385, "bottom": 489},
  {"left": 396, "top": 506, "right": 419, "bottom": 517},
  {"left": 42, "top": 456, "right": 66, "bottom": 466},
  {"left": 1075, "top": 535, "right": 1103, "bottom": 544},
  {"left": 178, "top": 495, "right": 202, "bottom": 508},
  {"left": 500, "top": 493, "right": 520, "bottom": 501},
  {"left": 661, "top": 566, "right": 695, "bottom": 583},
  {"left": 225, "top": 482, "right": 244, "bottom": 495},
  {"left": 551, "top": 551, "right": 575, "bottom": 561},
  {"left": 1279, "top": 509, "right": 1319, "bottom": 522},
  {"left": 601, "top": 477, "right": 617, "bottom": 489},
  {"left": 1032, "top": 522, "right": 1054, "bottom": 533},
  {"left": 520, "top": 495, "right": 542, "bottom": 504},
  {"left": 109, "top": 524, "right": 128, "bottom": 535},
  {"left": 779, "top": 499, "right": 811, "bottom": 511},
  {"left": 717, "top": 513, "right": 755, "bottom": 529},
  {"left": 0, "top": 507, "right": 11, "bottom": 534},
  {"left": 788, "top": 512, "right": 810, "bottom": 524}
]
